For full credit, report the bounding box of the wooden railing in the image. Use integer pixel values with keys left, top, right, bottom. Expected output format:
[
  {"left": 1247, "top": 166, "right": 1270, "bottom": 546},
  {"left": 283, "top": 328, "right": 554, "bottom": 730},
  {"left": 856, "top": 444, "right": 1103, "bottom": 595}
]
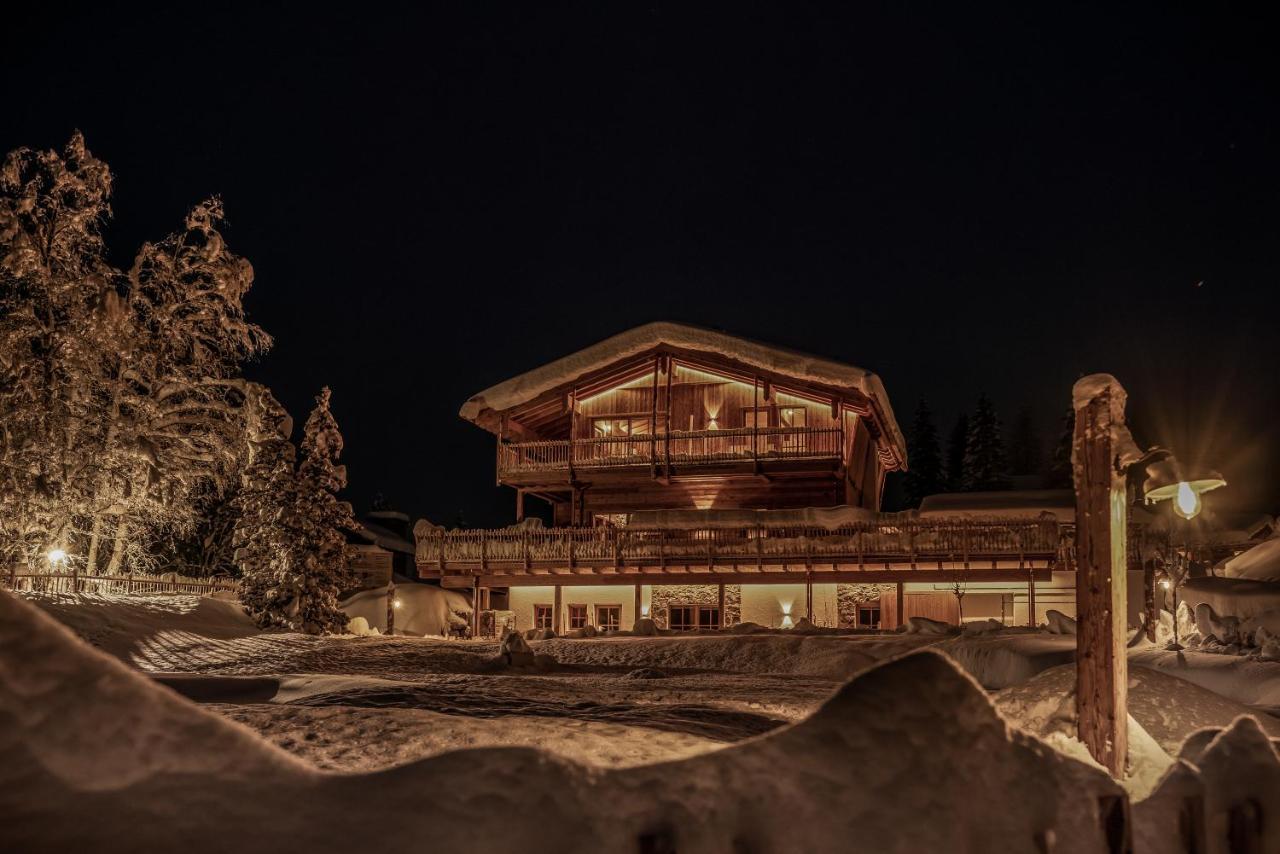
[
  {"left": 498, "top": 426, "right": 843, "bottom": 476},
  {"left": 2, "top": 571, "right": 240, "bottom": 596},
  {"left": 417, "top": 516, "right": 1065, "bottom": 573}
]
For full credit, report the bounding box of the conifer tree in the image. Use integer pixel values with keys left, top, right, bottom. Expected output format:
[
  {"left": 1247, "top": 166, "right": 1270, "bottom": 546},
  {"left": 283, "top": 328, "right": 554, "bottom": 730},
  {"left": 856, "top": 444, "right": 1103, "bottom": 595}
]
[
  {"left": 1008, "top": 405, "right": 1043, "bottom": 477},
  {"left": 290, "top": 387, "right": 358, "bottom": 633},
  {"left": 945, "top": 413, "right": 969, "bottom": 491},
  {"left": 1045, "top": 408, "right": 1075, "bottom": 488},
  {"left": 902, "top": 400, "right": 944, "bottom": 508},
  {"left": 963, "top": 394, "right": 1010, "bottom": 491}
]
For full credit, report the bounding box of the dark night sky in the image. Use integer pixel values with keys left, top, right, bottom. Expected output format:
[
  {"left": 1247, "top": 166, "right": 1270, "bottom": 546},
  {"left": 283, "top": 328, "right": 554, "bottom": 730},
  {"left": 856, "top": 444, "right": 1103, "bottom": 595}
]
[{"left": 7, "top": 5, "right": 1279, "bottom": 525}]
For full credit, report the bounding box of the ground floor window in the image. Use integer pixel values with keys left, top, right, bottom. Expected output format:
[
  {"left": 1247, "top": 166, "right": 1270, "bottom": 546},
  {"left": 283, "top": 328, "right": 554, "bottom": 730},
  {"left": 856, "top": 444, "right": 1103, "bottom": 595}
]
[
  {"left": 857, "top": 605, "right": 881, "bottom": 629},
  {"left": 567, "top": 604, "right": 588, "bottom": 630},
  {"left": 596, "top": 605, "right": 621, "bottom": 631},
  {"left": 669, "top": 604, "right": 720, "bottom": 632},
  {"left": 534, "top": 604, "right": 553, "bottom": 630}
]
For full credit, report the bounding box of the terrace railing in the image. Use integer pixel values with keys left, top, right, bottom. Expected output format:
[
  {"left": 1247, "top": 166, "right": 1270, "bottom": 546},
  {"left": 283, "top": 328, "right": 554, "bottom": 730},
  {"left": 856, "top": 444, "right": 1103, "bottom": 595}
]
[
  {"left": 2, "top": 571, "right": 240, "bottom": 597},
  {"left": 417, "top": 516, "right": 1068, "bottom": 575},
  {"left": 497, "top": 425, "right": 843, "bottom": 476}
]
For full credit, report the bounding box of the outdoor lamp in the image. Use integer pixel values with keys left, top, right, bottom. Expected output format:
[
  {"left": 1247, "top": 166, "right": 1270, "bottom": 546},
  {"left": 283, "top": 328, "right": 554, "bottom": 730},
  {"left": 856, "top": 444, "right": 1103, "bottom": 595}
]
[
  {"left": 47, "top": 548, "right": 67, "bottom": 566},
  {"left": 1142, "top": 459, "right": 1226, "bottom": 520}
]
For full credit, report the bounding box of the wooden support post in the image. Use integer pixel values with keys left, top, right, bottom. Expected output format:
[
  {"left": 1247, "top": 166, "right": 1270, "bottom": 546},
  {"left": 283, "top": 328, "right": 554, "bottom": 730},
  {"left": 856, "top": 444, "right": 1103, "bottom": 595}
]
[
  {"left": 1072, "top": 375, "right": 1134, "bottom": 779},
  {"left": 387, "top": 581, "right": 396, "bottom": 636},
  {"left": 471, "top": 578, "right": 481, "bottom": 638},
  {"left": 1143, "top": 562, "right": 1156, "bottom": 642},
  {"left": 663, "top": 360, "right": 673, "bottom": 478},
  {"left": 805, "top": 572, "right": 813, "bottom": 621},
  {"left": 635, "top": 584, "right": 643, "bottom": 626},
  {"left": 717, "top": 583, "right": 726, "bottom": 628},
  {"left": 752, "top": 375, "right": 760, "bottom": 472},
  {"left": 553, "top": 584, "right": 563, "bottom": 635},
  {"left": 896, "top": 581, "right": 905, "bottom": 629},
  {"left": 650, "top": 356, "right": 660, "bottom": 477},
  {"left": 1028, "top": 570, "right": 1037, "bottom": 627},
  {"left": 515, "top": 488, "right": 524, "bottom": 522}
]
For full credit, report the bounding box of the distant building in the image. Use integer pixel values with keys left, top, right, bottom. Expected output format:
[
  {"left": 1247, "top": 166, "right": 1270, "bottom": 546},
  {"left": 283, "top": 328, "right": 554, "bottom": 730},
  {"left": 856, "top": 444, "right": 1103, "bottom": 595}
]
[{"left": 346, "top": 508, "right": 417, "bottom": 591}]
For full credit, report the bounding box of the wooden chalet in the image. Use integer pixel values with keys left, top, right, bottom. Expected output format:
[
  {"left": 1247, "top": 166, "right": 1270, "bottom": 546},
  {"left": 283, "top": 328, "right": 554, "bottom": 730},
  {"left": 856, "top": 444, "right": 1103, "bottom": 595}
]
[{"left": 421, "top": 323, "right": 1068, "bottom": 634}]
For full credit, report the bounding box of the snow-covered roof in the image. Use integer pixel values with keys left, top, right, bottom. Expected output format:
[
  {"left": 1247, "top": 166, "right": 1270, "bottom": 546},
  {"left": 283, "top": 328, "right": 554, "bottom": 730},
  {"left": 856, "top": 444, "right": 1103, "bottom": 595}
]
[
  {"left": 351, "top": 521, "right": 415, "bottom": 556},
  {"left": 459, "top": 321, "right": 906, "bottom": 464},
  {"left": 917, "top": 489, "right": 1160, "bottom": 525}
]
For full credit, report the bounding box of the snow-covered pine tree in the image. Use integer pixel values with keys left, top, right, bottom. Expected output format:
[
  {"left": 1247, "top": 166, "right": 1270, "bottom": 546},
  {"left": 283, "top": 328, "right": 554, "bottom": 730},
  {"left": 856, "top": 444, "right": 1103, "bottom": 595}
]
[
  {"left": 902, "top": 400, "right": 943, "bottom": 508},
  {"left": 290, "top": 387, "right": 358, "bottom": 633},
  {"left": 945, "top": 413, "right": 969, "bottom": 491},
  {"left": 234, "top": 386, "right": 298, "bottom": 627},
  {"left": 963, "top": 394, "right": 1011, "bottom": 491},
  {"left": 1007, "top": 404, "right": 1043, "bottom": 477}
]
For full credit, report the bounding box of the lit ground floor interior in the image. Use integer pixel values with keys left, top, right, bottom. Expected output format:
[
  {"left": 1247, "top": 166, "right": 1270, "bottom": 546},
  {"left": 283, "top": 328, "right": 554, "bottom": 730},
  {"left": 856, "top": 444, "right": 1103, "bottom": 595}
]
[{"left": 500, "top": 570, "right": 1141, "bottom": 635}]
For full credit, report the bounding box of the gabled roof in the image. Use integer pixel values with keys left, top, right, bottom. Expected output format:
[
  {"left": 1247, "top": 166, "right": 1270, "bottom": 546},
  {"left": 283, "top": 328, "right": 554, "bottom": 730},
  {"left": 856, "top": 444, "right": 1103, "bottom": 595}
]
[{"left": 459, "top": 321, "right": 906, "bottom": 466}]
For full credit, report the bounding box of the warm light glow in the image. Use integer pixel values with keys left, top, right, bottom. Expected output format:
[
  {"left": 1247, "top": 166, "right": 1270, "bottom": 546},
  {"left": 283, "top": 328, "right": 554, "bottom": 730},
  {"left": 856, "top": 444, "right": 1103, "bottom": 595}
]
[
  {"left": 393, "top": 598, "right": 403, "bottom": 609},
  {"left": 1159, "top": 579, "right": 1171, "bottom": 590},
  {"left": 47, "top": 548, "right": 67, "bottom": 565},
  {"left": 641, "top": 604, "right": 650, "bottom": 617},
  {"left": 1173, "top": 481, "right": 1201, "bottom": 520},
  {"left": 780, "top": 614, "right": 794, "bottom": 629}
]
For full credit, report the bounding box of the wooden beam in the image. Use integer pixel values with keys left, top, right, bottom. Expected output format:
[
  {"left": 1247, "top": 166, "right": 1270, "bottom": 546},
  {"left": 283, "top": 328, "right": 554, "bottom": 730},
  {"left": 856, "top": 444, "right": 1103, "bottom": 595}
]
[
  {"left": 1072, "top": 375, "right": 1132, "bottom": 778},
  {"left": 443, "top": 568, "right": 1053, "bottom": 587},
  {"left": 553, "top": 584, "right": 563, "bottom": 635},
  {"left": 634, "top": 584, "right": 643, "bottom": 625},
  {"left": 896, "top": 581, "right": 905, "bottom": 630}
]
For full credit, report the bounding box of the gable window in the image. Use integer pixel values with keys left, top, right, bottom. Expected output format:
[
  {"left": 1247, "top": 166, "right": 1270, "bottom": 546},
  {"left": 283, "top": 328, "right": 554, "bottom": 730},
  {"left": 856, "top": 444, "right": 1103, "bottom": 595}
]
[
  {"left": 591, "top": 417, "right": 651, "bottom": 437},
  {"left": 533, "top": 604, "right": 553, "bottom": 630},
  {"left": 567, "top": 604, "right": 588, "bottom": 630},
  {"left": 596, "top": 605, "right": 621, "bottom": 631}
]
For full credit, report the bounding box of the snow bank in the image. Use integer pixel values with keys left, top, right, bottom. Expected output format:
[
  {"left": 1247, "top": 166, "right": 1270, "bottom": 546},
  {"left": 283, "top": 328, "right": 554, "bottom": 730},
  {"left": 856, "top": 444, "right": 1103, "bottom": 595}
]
[
  {"left": 1222, "top": 536, "right": 1280, "bottom": 582},
  {"left": 458, "top": 321, "right": 906, "bottom": 460},
  {"left": 4, "top": 590, "right": 1130, "bottom": 853},
  {"left": 1179, "top": 576, "right": 1280, "bottom": 627},
  {"left": 939, "top": 632, "right": 1077, "bottom": 690},
  {"left": 1133, "top": 716, "right": 1280, "bottom": 854},
  {"left": 1130, "top": 646, "right": 1280, "bottom": 714},
  {"left": 341, "top": 583, "right": 470, "bottom": 637}
]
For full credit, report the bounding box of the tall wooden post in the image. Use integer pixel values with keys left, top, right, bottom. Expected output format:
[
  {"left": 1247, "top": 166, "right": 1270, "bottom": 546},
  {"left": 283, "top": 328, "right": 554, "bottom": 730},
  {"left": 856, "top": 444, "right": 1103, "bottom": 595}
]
[
  {"left": 471, "top": 578, "right": 481, "bottom": 638},
  {"left": 717, "top": 583, "right": 727, "bottom": 628},
  {"left": 553, "top": 584, "right": 563, "bottom": 635},
  {"left": 1027, "top": 571, "right": 1037, "bottom": 627},
  {"left": 386, "top": 581, "right": 396, "bottom": 636},
  {"left": 1072, "top": 375, "right": 1133, "bottom": 778},
  {"left": 634, "top": 584, "right": 643, "bottom": 626},
  {"left": 896, "top": 581, "right": 905, "bottom": 629}
]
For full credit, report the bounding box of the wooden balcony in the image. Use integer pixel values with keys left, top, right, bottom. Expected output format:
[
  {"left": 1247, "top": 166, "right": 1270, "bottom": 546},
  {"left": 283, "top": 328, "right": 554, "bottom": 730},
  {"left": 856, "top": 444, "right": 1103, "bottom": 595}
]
[
  {"left": 497, "top": 426, "right": 844, "bottom": 482},
  {"left": 417, "top": 516, "right": 1068, "bottom": 587}
]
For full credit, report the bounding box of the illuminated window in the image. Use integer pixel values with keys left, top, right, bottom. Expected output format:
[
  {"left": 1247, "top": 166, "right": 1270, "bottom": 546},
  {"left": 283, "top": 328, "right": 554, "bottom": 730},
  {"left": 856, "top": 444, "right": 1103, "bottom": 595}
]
[
  {"left": 596, "top": 605, "right": 621, "bottom": 631},
  {"left": 567, "top": 604, "right": 588, "bottom": 629},
  {"left": 779, "top": 407, "right": 807, "bottom": 428},
  {"left": 743, "top": 407, "right": 771, "bottom": 429},
  {"left": 592, "top": 417, "right": 651, "bottom": 437},
  {"left": 534, "top": 604, "right": 553, "bottom": 630}
]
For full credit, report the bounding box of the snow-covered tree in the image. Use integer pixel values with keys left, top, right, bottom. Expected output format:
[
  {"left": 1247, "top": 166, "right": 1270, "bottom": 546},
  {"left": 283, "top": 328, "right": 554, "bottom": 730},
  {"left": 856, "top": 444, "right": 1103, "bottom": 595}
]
[
  {"left": 0, "top": 132, "right": 117, "bottom": 568},
  {"left": 236, "top": 388, "right": 356, "bottom": 634},
  {"left": 902, "top": 400, "right": 943, "bottom": 508},
  {"left": 963, "top": 394, "right": 1010, "bottom": 491},
  {"left": 945, "top": 412, "right": 969, "bottom": 492},
  {"left": 0, "top": 134, "right": 268, "bottom": 573}
]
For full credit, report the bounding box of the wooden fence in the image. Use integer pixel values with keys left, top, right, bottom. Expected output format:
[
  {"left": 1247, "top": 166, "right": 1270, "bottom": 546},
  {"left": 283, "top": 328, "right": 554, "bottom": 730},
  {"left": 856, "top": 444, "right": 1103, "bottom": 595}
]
[{"left": 2, "top": 571, "right": 239, "bottom": 597}]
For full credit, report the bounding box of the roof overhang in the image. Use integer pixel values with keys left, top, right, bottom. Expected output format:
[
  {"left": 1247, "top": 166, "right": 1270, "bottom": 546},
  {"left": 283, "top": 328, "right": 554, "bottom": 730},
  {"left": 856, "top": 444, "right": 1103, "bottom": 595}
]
[{"left": 459, "top": 321, "right": 907, "bottom": 470}]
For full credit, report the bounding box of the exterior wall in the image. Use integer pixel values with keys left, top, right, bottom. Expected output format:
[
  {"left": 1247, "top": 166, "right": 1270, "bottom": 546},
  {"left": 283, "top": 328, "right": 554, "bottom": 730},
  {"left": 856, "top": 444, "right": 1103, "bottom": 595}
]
[
  {"left": 837, "top": 583, "right": 892, "bottom": 627},
  {"left": 583, "top": 477, "right": 843, "bottom": 518},
  {"left": 507, "top": 585, "right": 649, "bottom": 632},
  {"left": 739, "top": 583, "right": 840, "bottom": 628}
]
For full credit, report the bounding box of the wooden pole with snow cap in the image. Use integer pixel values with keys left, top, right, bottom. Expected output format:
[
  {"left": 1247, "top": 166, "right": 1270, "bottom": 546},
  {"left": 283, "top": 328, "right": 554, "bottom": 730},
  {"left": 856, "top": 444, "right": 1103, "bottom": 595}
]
[{"left": 1071, "top": 374, "right": 1145, "bottom": 778}]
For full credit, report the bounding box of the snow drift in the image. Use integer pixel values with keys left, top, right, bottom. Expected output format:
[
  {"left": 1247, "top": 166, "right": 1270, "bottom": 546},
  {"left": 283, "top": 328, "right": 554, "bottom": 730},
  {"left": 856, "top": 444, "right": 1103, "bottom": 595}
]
[
  {"left": 340, "top": 582, "right": 470, "bottom": 636},
  {"left": 2, "top": 590, "right": 1127, "bottom": 853}
]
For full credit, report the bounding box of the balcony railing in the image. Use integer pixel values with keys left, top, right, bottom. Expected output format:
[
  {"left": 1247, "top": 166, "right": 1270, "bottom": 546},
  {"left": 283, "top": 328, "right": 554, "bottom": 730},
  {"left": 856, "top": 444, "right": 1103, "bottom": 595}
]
[
  {"left": 417, "top": 516, "right": 1068, "bottom": 578},
  {"left": 498, "top": 426, "right": 843, "bottom": 477}
]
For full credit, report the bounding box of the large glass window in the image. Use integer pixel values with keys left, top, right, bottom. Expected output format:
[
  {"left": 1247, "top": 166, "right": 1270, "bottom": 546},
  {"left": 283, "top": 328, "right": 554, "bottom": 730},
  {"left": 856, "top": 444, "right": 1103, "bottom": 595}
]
[
  {"left": 779, "top": 406, "right": 807, "bottom": 428},
  {"left": 668, "top": 604, "right": 719, "bottom": 631},
  {"left": 596, "top": 605, "right": 621, "bottom": 631},
  {"left": 567, "top": 604, "right": 588, "bottom": 629}
]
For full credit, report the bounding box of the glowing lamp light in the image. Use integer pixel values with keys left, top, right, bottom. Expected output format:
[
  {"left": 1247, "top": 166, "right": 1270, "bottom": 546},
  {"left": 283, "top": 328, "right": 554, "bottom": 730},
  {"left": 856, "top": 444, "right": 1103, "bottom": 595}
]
[
  {"left": 393, "top": 598, "right": 403, "bottom": 609},
  {"left": 779, "top": 599, "right": 794, "bottom": 629},
  {"left": 47, "top": 548, "right": 67, "bottom": 566},
  {"left": 641, "top": 604, "right": 651, "bottom": 617},
  {"left": 1159, "top": 579, "right": 1172, "bottom": 590},
  {"left": 1142, "top": 459, "right": 1226, "bottom": 521}
]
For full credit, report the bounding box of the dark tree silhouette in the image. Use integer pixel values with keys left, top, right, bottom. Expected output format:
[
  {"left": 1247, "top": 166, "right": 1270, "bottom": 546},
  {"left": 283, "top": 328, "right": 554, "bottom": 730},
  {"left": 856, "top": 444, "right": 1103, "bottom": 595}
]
[
  {"left": 903, "top": 400, "right": 944, "bottom": 508},
  {"left": 963, "top": 394, "right": 1011, "bottom": 491}
]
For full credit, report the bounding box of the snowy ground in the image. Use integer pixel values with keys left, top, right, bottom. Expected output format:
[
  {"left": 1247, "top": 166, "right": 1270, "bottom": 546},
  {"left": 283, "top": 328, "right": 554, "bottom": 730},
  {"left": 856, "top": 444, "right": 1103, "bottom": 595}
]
[
  {"left": 9, "top": 590, "right": 1280, "bottom": 852},
  {"left": 19, "top": 591, "right": 1280, "bottom": 776}
]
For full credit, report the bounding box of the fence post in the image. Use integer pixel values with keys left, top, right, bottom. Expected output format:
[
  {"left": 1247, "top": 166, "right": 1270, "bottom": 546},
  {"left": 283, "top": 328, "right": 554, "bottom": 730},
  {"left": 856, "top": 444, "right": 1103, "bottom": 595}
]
[{"left": 126, "top": 573, "right": 134, "bottom": 594}]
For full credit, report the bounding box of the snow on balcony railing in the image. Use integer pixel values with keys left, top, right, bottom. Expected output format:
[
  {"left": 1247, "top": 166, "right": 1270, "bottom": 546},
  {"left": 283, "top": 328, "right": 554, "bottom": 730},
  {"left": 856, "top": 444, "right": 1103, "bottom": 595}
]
[
  {"left": 415, "top": 516, "right": 1065, "bottom": 570},
  {"left": 497, "top": 426, "right": 843, "bottom": 476}
]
